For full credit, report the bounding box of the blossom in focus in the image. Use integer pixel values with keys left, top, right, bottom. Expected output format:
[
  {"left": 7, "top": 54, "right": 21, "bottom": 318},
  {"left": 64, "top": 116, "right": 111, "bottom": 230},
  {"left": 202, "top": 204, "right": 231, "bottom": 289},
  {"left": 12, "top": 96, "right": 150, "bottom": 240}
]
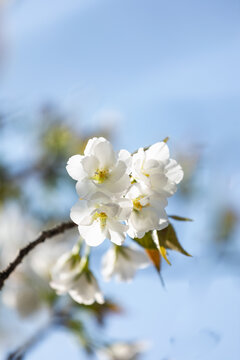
[
  {"left": 70, "top": 192, "right": 132, "bottom": 246},
  {"left": 66, "top": 137, "right": 131, "bottom": 199},
  {"left": 97, "top": 341, "right": 148, "bottom": 360},
  {"left": 101, "top": 245, "right": 150, "bottom": 282},
  {"left": 125, "top": 183, "right": 168, "bottom": 238},
  {"left": 131, "top": 141, "right": 183, "bottom": 197}
]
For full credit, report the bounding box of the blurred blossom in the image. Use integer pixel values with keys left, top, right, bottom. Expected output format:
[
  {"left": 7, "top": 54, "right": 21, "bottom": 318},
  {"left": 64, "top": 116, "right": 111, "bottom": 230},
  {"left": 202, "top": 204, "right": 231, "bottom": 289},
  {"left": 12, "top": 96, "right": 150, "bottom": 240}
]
[
  {"left": 215, "top": 207, "right": 238, "bottom": 243},
  {"left": 1, "top": 0, "right": 240, "bottom": 358},
  {"left": 176, "top": 147, "right": 201, "bottom": 199},
  {"left": 30, "top": 231, "right": 76, "bottom": 280},
  {"left": 50, "top": 246, "right": 104, "bottom": 305},
  {"left": 68, "top": 269, "right": 104, "bottom": 306},
  {"left": 97, "top": 341, "right": 149, "bottom": 360},
  {"left": 0, "top": 205, "right": 37, "bottom": 269},
  {"left": 2, "top": 269, "right": 47, "bottom": 317},
  {"left": 101, "top": 245, "right": 150, "bottom": 282},
  {"left": 0, "top": 205, "right": 76, "bottom": 317}
]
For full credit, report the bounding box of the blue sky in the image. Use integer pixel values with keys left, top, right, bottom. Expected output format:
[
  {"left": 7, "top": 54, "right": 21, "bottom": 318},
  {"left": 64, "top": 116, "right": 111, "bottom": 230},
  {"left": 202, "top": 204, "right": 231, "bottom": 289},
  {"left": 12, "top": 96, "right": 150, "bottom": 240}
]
[{"left": 1, "top": 0, "right": 240, "bottom": 359}]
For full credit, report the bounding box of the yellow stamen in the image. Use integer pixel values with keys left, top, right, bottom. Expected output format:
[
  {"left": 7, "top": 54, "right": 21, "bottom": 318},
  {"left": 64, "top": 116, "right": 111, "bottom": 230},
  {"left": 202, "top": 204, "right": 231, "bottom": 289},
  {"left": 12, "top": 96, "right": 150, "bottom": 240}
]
[
  {"left": 132, "top": 196, "right": 150, "bottom": 212},
  {"left": 93, "top": 212, "right": 107, "bottom": 229},
  {"left": 91, "top": 169, "right": 109, "bottom": 183}
]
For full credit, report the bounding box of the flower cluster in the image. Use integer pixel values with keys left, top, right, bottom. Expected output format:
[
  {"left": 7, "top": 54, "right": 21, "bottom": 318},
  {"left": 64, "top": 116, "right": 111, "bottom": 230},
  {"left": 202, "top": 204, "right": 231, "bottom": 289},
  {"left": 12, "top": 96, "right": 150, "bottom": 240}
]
[
  {"left": 68, "top": 137, "right": 183, "bottom": 242},
  {"left": 50, "top": 137, "right": 183, "bottom": 305}
]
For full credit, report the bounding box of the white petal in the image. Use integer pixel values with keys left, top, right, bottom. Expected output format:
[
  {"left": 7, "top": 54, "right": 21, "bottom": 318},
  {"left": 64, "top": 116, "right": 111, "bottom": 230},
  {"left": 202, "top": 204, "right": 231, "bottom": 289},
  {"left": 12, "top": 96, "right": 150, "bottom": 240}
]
[
  {"left": 89, "top": 191, "right": 111, "bottom": 204},
  {"left": 105, "top": 174, "right": 131, "bottom": 194},
  {"left": 84, "top": 137, "right": 106, "bottom": 155},
  {"left": 128, "top": 208, "right": 158, "bottom": 238},
  {"left": 110, "top": 161, "right": 127, "bottom": 182},
  {"left": 108, "top": 229, "right": 125, "bottom": 246},
  {"left": 117, "top": 198, "right": 133, "bottom": 220},
  {"left": 94, "top": 140, "right": 116, "bottom": 168},
  {"left": 150, "top": 194, "right": 168, "bottom": 210},
  {"left": 132, "top": 147, "right": 145, "bottom": 164},
  {"left": 76, "top": 178, "right": 96, "bottom": 199},
  {"left": 66, "top": 155, "right": 85, "bottom": 181},
  {"left": 125, "top": 183, "right": 142, "bottom": 200},
  {"left": 78, "top": 221, "right": 106, "bottom": 247},
  {"left": 150, "top": 173, "right": 168, "bottom": 191},
  {"left": 163, "top": 180, "right": 178, "bottom": 196},
  {"left": 146, "top": 141, "right": 170, "bottom": 163},
  {"left": 81, "top": 155, "right": 99, "bottom": 176},
  {"left": 144, "top": 158, "right": 160, "bottom": 171},
  {"left": 69, "top": 275, "right": 94, "bottom": 305},
  {"left": 107, "top": 220, "right": 127, "bottom": 245},
  {"left": 101, "top": 247, "right": 116, "bottom": 281},
  {"left": 70, "top": 199, "right": 93, "bottom": 225},
  {"left": 165, "top": 159, "right": 184, "bottom": 184},
  {"left": 117, "top": 149, "right": 132, "bottom": 174},
  {"left": 69, "top": 272, "right": 104, "bottom": 305},
  {"left": 115, "top": 258, "right": 136, "bottom": 282},
  {"left": 101, "top": 203, "right": 119, "bottom": 218},
  {"left": 125, "top": 247, "right": 150, "bottom": 269}
]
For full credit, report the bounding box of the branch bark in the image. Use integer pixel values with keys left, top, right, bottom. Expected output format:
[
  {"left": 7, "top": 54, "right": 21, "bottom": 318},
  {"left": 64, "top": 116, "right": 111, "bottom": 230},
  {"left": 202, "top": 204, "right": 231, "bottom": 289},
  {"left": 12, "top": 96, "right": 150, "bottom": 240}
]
[{"left": 0, "top": 221, "right": 76, "bottom": 291}]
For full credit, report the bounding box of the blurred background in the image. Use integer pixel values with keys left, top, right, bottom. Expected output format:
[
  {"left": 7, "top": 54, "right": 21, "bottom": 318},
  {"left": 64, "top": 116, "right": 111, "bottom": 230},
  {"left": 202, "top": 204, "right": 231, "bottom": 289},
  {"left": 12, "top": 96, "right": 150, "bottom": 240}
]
[{"left": 0, "top": 0, "right": 240, "bottom": 359}]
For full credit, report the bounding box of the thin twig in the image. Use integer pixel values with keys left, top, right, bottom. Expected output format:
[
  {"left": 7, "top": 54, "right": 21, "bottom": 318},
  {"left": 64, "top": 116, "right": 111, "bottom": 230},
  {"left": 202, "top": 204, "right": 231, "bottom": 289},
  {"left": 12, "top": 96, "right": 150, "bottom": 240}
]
[
  {"left": 0, "top": 221, "right": 76, "bottom": 291},
  {"left": 7, "top": 324, "right": 51, "bottom": 360},
  {"left": 6, "top": 310, "right": 70, "bottom": 360}
]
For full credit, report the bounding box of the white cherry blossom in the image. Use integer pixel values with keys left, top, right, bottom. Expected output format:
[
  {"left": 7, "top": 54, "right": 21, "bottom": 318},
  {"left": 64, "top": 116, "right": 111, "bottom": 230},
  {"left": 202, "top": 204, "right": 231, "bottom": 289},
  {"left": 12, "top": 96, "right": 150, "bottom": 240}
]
[
  {"left": 131, "top": 141, "right": 183, "bottom": 197},
  {"left": 50, "top": 248, "right": 104, "bottom": 305},
  {"left": 101, "top": 245, "right": 150, "bottom": 282},
  {"left": 2, "top": 270, "right": 47, "bottom": 318},
  {"left": 68, "top": 270, "right": 104, "bottom": 305},
  {"left": 70, "top": 192, "right": 132, "bottom": 247},
  {"left": 97, "top": 341, "right": 148, "bottom": 360},
  {"left": 66, "top": 137, "right": 131, "bottom": 199},
  {"left": 50, "top": 245, "right": 82, "bottom": 294},
  {"left": 126, "top": 183, "right": 168, "bottom": 239}
]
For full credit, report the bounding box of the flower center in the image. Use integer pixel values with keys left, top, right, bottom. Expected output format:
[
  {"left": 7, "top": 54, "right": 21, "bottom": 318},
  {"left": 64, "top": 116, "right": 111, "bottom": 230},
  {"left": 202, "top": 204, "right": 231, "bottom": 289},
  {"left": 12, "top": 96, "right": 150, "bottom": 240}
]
[
  {"left": 132, "top": 196, "right": 150, "bottom": 212},
  {"left": 93, "top": 211, "right": 108, "bottom": 229},
  {"left": 91, "top": 168, "right": 109, "bottom": 183}
]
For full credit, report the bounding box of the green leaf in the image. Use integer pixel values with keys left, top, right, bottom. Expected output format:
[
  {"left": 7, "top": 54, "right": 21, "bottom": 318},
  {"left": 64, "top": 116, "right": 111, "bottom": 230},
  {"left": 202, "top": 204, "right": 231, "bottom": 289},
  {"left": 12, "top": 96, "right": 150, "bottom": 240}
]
[
  {"left": 132, "top": 223, "right": 191, "bottom": 267},
  {"left": 169, "top": 215, "right": 193, "bottom": 222},
  {"left": 132, "top": 231, "right": 157, "bottom": 249},
  {"left": 157, "top": 224, "right": 192, "bottom": 257}
]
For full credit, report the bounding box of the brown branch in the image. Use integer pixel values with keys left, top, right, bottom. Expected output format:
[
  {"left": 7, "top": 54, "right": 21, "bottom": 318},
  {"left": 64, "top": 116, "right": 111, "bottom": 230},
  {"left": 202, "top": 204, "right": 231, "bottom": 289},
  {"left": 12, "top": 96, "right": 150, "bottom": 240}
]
[{"left": 0, "top": 221, "right": 76, "bottom": 291}]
